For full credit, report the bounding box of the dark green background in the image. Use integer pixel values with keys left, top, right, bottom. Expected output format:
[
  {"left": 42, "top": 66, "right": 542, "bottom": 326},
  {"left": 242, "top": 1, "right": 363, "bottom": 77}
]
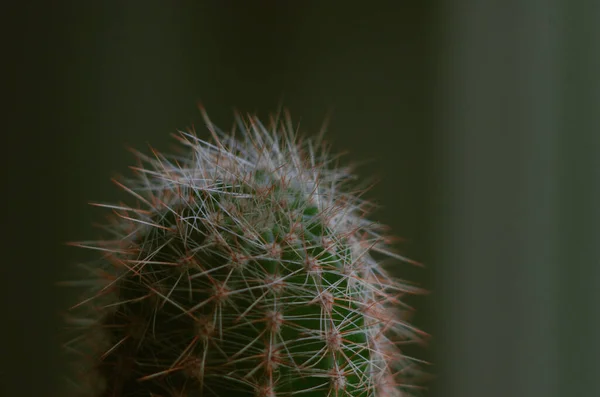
[{"left": 3, "top": 1, "right": 599, "bottom": 396}]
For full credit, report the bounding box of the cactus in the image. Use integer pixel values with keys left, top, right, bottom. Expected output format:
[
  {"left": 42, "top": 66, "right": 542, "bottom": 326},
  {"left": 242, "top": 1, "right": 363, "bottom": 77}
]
[{"left": 64, "top": 109, "right": 427, "bottom": 397}]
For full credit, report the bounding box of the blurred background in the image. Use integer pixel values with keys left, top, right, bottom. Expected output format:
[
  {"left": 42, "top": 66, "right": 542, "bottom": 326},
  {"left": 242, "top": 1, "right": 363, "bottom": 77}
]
[{"left": 3, "top": 1, "right": 599, "bottom": 396}]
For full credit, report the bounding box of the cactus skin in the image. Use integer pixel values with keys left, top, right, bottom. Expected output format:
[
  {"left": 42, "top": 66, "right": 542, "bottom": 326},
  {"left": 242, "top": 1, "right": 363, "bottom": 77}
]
[{"left": 65, "top": 110, "right": 426, "bottom": 397}]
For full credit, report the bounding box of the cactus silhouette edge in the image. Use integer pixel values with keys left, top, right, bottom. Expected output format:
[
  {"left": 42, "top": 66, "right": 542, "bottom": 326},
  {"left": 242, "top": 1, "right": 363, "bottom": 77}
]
[{"left": 64, "top": 108, "right": 428, "bottom": 397}]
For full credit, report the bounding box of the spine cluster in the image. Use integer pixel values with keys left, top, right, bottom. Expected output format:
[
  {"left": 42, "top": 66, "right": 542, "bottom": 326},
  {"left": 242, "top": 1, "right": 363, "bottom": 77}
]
[{"left": 65, "top": 110, "right": 426, "bottom": 397}]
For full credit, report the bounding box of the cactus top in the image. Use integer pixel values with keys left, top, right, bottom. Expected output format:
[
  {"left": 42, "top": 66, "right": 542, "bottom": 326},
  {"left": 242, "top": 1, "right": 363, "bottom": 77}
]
[{"left": 66, "top": 110, "right": 426, "bottom": 397}]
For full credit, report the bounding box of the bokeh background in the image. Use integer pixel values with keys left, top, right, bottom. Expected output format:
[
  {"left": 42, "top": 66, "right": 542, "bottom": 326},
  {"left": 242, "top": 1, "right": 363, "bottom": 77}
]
[{"left": 3, "top": 1, "right": 599, "bottom": 396}]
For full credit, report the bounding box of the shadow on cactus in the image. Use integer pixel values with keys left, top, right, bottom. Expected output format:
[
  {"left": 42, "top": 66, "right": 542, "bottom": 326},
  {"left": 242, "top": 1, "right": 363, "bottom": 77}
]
[{"left": 63, "top": 108, "right": 429, "bottom": 397}]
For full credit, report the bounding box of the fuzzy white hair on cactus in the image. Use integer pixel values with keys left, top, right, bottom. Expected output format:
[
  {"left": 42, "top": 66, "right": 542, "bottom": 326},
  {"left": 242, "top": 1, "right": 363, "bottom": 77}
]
[{"left": 63, "top": 107, "right": 428, "bottom": 397}]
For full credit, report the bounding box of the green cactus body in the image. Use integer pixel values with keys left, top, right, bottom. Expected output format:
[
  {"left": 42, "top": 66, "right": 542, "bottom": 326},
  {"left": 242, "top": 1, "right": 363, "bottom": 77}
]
[{"left": 66, "top": 112, "right": 425, "bottom": 397}]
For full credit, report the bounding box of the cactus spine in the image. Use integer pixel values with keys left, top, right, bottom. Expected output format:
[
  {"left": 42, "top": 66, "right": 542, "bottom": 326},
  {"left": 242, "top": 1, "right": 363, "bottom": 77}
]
[{"left": 65, "top": 110, "right": 426, "bottom": 397}]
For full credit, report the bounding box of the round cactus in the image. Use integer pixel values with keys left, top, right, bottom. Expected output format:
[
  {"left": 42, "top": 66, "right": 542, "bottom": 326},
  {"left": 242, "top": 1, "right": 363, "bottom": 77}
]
[{"left": 64, "top": 109, "right": 427, "bottom": 397}]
